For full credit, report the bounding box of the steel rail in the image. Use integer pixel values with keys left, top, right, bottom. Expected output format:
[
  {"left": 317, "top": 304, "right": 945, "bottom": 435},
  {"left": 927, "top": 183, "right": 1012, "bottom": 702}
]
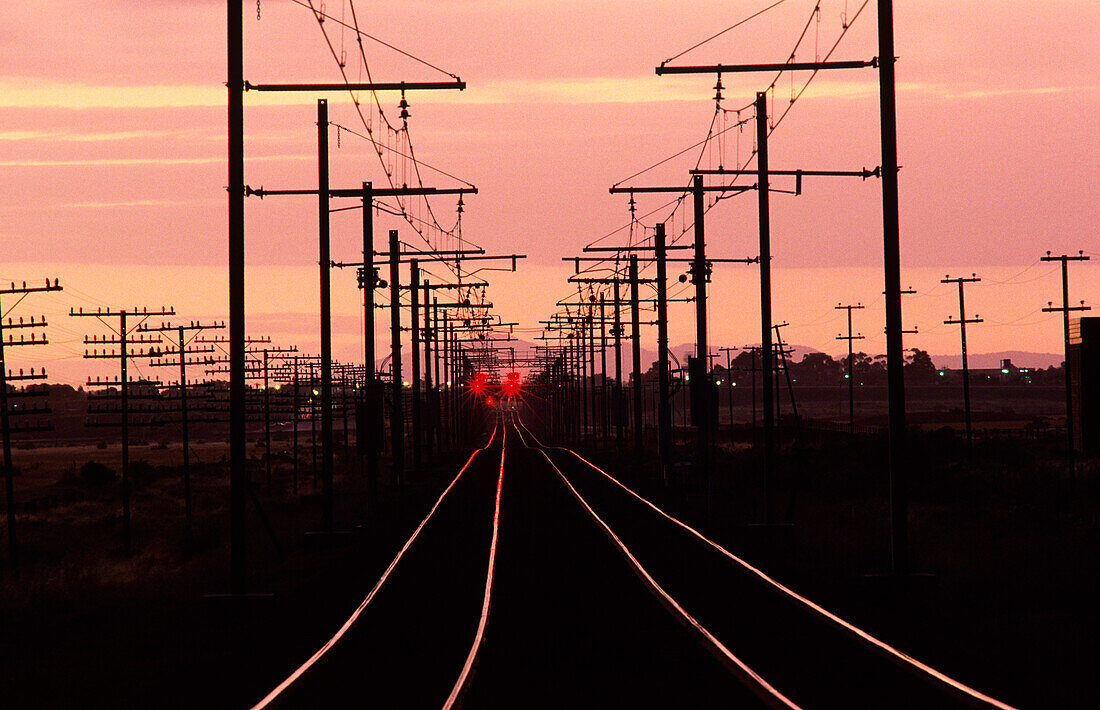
[
  {"left": 249, "top": 426, "right": 500, "bottom": 710},
  {"left": 442, "top": 422, "right": 507, "bottom": 709},
  {"left": 522, "top": 423, "right": 1017, "bottom": 710},
  {"left": 517, "top": 420, "right": 802, "bottom": 710}
]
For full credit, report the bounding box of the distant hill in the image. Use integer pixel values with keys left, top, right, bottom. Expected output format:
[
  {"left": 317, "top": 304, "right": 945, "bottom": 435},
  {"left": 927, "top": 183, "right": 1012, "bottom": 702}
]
[
  {"left": 929, "top": 351, "right": 1063, "bottom": 370},
  {"left": 451, "top": 341, "right": 1063, "bottom": 374}
]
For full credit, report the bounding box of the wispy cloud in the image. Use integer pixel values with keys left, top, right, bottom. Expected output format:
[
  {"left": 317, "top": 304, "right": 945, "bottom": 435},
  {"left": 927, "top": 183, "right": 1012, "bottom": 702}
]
[
  {"left": 0, "top": 78, "right": 1094, "bottom": 111},
  {"left": 63, "top": 199, "right": 223, "bottom": 209},
  {"left": 0, "top": 129, "right": 178, "bottom": 142},
  {"left": 0, "top": 155, "right": 313, "bottom": 168}
]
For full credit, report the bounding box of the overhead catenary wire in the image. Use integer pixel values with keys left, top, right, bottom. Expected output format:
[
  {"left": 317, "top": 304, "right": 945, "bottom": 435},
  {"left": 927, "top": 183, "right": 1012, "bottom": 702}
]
[
  {"left": 661, "top": 0, "right": 792, "bottom": 66},
  {"left": 296, "top": 0, "right": 476, "bottom": 275}
]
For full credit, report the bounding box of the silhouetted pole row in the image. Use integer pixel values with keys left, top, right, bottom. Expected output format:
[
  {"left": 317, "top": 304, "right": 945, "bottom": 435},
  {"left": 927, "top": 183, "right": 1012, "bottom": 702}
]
[
  {"left": 370, "top": 239, "right": 516, "bottom": 477},
  {"left": 73, "top": 306, "right": 175, "bottom": 554},
  {"left": 607, "top": 183, "right": 753, "bottom": 519},
  {"left": 564, "top": 244, "right": 697, "bottom": 466},
  {"left": 0, "top": 279, "right": 61, "bottom": 569},
  {"left": 230, "top": 10, "right": 468, "bottom": 587},
  {"left": 143, "top": 319, "right": 225, "bottom": 528},
  {"left": 261, "top": 346, "right": 299, "bottom": 485},
  {"left": 657, "top": 1, "right": 908, "bottom": 572},
  {"left": 691, "top": 132, "right": 876, "bottom": 524}
]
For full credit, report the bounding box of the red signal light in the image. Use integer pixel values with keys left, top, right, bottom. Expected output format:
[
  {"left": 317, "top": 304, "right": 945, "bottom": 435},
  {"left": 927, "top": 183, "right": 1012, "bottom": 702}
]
[
  {"left": 469, "top": 371, "right": 489, "bottom": 395},
  {"left": 501, "top": 371, "right": 523, "bottom": 399}
]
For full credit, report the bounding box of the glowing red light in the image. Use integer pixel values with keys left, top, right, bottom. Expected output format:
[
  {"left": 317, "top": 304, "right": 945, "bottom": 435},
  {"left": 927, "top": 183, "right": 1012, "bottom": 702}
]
[
  {"left": 468, "top": 371, "right": 489, "bottom": 395},
  {"left": 501, "top": 370, "right": 523, "bottom": 399}
]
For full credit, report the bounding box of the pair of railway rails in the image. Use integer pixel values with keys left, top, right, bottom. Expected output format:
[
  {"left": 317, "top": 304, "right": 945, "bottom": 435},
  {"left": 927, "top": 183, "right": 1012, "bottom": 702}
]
[{"left": 248, "top": 414, "right": 1016, "bottom": 709}]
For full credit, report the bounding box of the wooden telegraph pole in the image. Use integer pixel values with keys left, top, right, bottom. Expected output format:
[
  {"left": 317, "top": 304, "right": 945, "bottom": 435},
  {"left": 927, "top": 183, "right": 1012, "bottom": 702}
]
[{"left": 942, "top": 275, "right": 982, "bottom": 456}]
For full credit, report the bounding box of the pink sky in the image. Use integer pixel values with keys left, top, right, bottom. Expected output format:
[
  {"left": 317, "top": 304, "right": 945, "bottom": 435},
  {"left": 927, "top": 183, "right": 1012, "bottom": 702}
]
[{"left": 0, "top": 1, "right": 1097, "bottom": 384}]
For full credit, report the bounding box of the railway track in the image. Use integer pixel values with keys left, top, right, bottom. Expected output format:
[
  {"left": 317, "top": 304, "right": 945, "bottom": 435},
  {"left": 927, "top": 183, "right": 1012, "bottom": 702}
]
[
  {"left": 248, "top": 415, "right": 1016, "bottom": 709},
  {"left": 517, "top": 418, "right": 1017, "bottom": 710}
]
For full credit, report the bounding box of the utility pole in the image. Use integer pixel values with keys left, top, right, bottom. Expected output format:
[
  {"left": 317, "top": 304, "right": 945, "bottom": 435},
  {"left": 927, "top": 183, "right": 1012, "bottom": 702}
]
[
  {"left": 691, "top": 176, "right": 714, "bottom": 522},
  {"left": 73, "top": 305, "right": 175, "bottom": 554},
  {"left": 655, "top": 223, "right": 673, "bottom": 482},
  {"left": 238, "top": 68, "right": 469, "bottom": 558},
  {"left": 942, "top": 275, "right": 982, "bottom": 456},
  {"left": 877, "top": 0, "right": 909, "bottom": 578},
  {"left": 1041, "top": 251, "right": 1090, "bottom": 463},
  {"left": 756, "top": 92, "right": 776, "bottom": 525},
  {"left": 261, "top": 346, "right": 299, "bottom": 485},
  {"left": 410, "top": 259, "right": 421, "bottom": 470},
  {"left": 607, "top": 185, "right": 754, "bottom": 521},
  {"left": 630, "top": 255, "right": 643, "bottom": 458},
  {"left": 578, "top": 310, "right": 590, "bottom": 447},
  {"left": 773, "top": 323, "right": 799, "bottom": 424},
  {"left": 599, "top": 293, "right": 609, "bottom": 447},
  {"left": 358, "top": 182, "right": 383, "bottom": 500},
  {"left": 0, "top": 278, "right": 61, "bottom": 569},
  {"left": 613, "top": 277, "right": 624, "bottom": 451},
  {"left": 389, "top": 230, "right": 404, "bottom": 486},
  {"left": 316, "top": 99, "right": 336, "bottom": 534},
  {"left": 142, "top": 319, "right": 224, "bottom": 528},
  {"left": 372, "top": 242, "right": 508, "bottom": 480},
  {"left": 835, "top": 303, "right": 865, "bottom": 435},
  {"left": 587, "top": 304, "right": 597, "bottom": 449},
  {"left": 425, "top": 288, "right": 435, "bottom": 459},
  {"left": 228, "top": 0, "right": 246, "bottom": 597}
]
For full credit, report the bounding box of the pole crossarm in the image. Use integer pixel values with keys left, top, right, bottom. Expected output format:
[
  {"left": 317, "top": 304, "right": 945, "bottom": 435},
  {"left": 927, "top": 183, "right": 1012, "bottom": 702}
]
[
  {"left": 70, "top": 308, "right": 175, "bottom": 318},
  {"left": 568, "top": 276, "right": 658, "bottom": 284},
  {"left": 941, "top": 275, "right": 984, "bottom": 325},
  {"left": 194, "top": 335, "right": 272, "bottom": 345},
  {"left": 0, "top": 280, "right": 62, "bottom": 295},
  {"left": 556, "top": 298, "right": 691, "bottom": 307},
  {"left": 135, "top": 320, "right": 226, "bottom": 333},
  {"left": 1042, "top": 304, "right": 1091, "bottom": 313},
  {"left": 691, "top": 167, "right": 880, "bottom": 179},
  {"left": 403, "top": 281, "right": 490, "bottom": 291},
  {"left": 246, "top": 186, "right": 476, "bottom": 199},
  {"left": 583, "top": 245, "right": 693, "bottom": 253},
  {"left": 243, "top": 80, "right": 466, "bottom": 92},
  {"left": 332, "top": 250, "right": 485, "bottom": 269},
  {"left": 1, "top": 318, "right": 47, "bottom": 330},
  {"left": 609, "top": 185, "right": 754, "bottom": 195},
  {"left": 655, "top": 59, "right": 877, "bottom": 75},
  {"left": 417, "top": 301, "right": 494, "bottom": 309},
  {"left": 668, "top": 257, "right": 758, "bottom": 264}
]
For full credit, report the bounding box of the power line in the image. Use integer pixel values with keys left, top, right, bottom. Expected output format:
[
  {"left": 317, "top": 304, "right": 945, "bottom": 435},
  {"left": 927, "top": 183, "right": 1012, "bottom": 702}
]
[{"left": 661, "top": 0, "right": 791, "bottom": 66}]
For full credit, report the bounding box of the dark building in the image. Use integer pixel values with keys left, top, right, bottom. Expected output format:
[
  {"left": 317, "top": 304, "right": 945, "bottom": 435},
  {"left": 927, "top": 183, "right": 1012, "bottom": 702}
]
[{"left": 1069, "top": 317, "right": 1100, "bottom": 454}]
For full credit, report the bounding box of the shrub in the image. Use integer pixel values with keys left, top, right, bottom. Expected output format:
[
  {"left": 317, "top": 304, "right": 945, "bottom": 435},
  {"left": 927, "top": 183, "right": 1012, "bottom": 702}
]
[{"left": 80, "top": 460, "right": 116, "bottom": 485}]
